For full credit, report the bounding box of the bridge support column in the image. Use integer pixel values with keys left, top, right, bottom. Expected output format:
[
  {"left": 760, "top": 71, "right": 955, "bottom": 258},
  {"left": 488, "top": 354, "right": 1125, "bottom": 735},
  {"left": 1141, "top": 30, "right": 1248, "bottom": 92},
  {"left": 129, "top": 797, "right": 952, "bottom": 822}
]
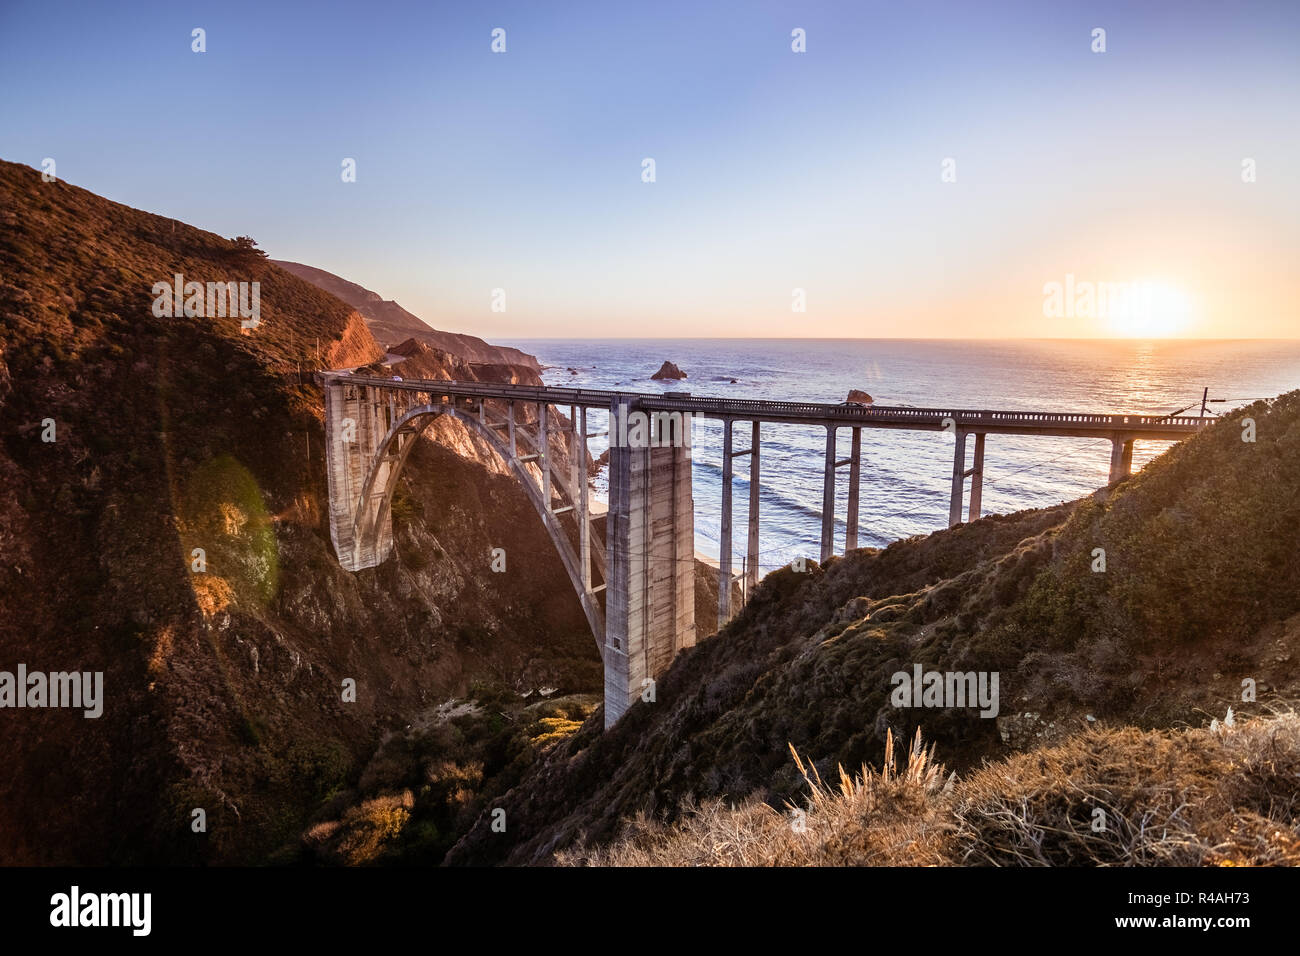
[
  {"left": 968, "top": 432, "right": 985, "bottom": 522},
  {"left": 949, "top": 429, "right": 968, "bottom": 528},
  {"left": 718, "top": 419, "right": 734, "bottom": 629},
  {"left": 325, "top": 381, "right": 398, "bottom": 569},
  {"left": 846, "top": 427, "right": 862, "bottom": 550},
  {"left": 1107, "top": 434, "right": 1136, "bottom": 483},
  {"left": 746, "top": 421, "right": 760, "bottom": 600},
  {"left": 539, "top": 402, "right": 550, "bottom": 506},
  {"left": 604, "top": 399, "right": 695, "bottom": 729},
  {"left": 578, "top": 407, "right": 590, "bottom": 590},
  {"left": 820, "top": 426, "right": 837, "bottom": 561}
]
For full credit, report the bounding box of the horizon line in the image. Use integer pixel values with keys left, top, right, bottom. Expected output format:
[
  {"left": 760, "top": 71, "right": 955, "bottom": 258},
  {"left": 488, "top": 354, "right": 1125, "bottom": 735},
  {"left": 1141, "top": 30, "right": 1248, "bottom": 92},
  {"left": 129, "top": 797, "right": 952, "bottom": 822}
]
[{"left": 496, "top": 335, "right": 1300, "bottom": 343}]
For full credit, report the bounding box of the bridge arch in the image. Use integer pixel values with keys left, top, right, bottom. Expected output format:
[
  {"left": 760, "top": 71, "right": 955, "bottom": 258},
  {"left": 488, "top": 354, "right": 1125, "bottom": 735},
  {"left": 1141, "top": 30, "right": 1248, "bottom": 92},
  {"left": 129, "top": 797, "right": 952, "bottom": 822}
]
[
  {"left": 324, "top": 376, "right": 699, "bottom": 728},
  {"left": 340, "top": 397, "right": 605, "bottom": 657}
]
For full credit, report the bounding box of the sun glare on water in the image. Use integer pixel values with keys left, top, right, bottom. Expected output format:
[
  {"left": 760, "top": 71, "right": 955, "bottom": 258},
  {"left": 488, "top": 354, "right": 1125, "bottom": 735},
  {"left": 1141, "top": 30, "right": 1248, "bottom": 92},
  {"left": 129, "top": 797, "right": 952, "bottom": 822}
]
[{"left": 1106, "top": 280, "right": 1198, "bottom": 338}]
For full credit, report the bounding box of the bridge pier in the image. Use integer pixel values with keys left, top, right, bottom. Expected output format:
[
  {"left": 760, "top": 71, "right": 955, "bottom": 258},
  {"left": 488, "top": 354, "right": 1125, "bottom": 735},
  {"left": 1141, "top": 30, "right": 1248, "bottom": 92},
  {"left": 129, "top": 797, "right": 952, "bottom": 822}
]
[
  {"left": 604, "top": 398, "right": 696, "bottom": 728},
  {"left": 821, "top": 426, "right": 837, "bottom": 561},
  {"left": 949, "top": 429, "right": 968, "bottom": 527},
  {"left": 968, "top": 432, "right": 985, "bottom": 522},
  {"left": 1108, "top": 434, "right": 1136, "bottom": 483},
  {"left": 846, "top": 427, "right": 862, "bottom": 550},
  {"left": 719, "top": 418, "right": 733, "bottom": 629},
  {"left": 746, "top": 421, "right": 760, "bottom": 599},
  {"left": 720, "top": 419, "right": 763, "bottom": 623},
  {"left": 577, "top": 407, "right": 591, "bottom": 591}
]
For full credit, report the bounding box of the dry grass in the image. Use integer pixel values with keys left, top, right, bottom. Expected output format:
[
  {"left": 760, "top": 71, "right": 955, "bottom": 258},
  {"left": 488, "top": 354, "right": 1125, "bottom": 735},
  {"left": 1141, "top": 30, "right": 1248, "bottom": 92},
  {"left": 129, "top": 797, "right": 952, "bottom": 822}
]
[
  {"left": 558, "top": 728, "right": 954, "bottom": 866},
  {"left": 560, "top": 711, "right": 1300, "bottom": 867}
]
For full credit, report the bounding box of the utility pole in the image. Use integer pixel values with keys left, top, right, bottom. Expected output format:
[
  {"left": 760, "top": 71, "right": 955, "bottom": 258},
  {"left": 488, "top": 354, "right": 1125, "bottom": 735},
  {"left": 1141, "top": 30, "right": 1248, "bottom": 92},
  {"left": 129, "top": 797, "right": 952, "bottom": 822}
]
[{"left": 1199, "top": 386, "right": 1209, "bottom": 418}]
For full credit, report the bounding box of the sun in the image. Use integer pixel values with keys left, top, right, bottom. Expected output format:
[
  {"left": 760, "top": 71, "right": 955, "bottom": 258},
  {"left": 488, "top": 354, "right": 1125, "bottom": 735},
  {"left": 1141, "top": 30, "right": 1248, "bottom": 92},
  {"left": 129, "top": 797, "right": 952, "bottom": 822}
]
[{"left": 1106, "top": 279, "right": 1198, "bottom": 338}]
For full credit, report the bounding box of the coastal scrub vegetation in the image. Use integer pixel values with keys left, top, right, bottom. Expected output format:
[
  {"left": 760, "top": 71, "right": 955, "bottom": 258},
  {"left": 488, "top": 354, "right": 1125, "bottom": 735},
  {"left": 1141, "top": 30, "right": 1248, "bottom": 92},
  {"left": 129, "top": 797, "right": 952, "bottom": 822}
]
[
  {"left": 447, "top": 391, "right": 1300, "bottom": 865},
  {"left": 560, "top": 711, "right": 1300, "bottom": 867}
]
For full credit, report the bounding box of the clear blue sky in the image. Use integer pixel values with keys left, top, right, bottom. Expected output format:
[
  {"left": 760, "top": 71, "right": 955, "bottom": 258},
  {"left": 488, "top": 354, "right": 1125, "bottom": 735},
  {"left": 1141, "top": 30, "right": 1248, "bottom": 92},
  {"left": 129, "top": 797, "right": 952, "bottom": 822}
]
[{"left": 2, "top": 0, "right": 1297, "bottom": 338}]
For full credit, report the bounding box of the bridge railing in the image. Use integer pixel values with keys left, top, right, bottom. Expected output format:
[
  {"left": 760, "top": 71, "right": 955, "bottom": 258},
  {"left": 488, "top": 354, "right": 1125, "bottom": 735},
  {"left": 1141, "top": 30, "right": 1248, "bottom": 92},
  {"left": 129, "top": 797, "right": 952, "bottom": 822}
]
[{"left": 321, "top": 373, "right": 1212, "bottom": 432}]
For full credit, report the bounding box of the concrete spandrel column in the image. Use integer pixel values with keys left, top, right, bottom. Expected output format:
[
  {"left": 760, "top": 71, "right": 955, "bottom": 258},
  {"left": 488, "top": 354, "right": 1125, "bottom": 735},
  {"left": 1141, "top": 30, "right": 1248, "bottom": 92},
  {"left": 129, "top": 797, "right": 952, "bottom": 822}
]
[
  {"left": 539, "top": 402, "right": 550, "bottom": 507},
  {"left": 604, "top": 398, "right": 632, "bottom": 726}
]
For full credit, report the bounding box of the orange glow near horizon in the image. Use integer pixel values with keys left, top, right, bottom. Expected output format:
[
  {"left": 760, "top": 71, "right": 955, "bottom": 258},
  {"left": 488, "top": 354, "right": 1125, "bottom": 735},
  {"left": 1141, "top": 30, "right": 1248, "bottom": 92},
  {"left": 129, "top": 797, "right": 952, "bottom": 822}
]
[{"left": 1104, "top": 280, "right": 1200, "bottom": 339}]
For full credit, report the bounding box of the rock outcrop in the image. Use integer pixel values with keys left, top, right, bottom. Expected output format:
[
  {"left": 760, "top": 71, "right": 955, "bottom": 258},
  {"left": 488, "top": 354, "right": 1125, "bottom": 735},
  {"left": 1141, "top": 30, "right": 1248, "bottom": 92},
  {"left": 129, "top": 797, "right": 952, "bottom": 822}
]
[
  {"left": 325, "top": 310, "right": 385, "bottom": 369},
  {"left": 651, "top": 361, "right": 687, "bottom": 380}
]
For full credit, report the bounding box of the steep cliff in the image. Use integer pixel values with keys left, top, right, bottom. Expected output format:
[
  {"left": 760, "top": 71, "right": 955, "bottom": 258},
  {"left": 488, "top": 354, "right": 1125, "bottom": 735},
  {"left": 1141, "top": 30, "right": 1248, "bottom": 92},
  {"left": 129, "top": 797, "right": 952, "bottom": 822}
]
[
  {"left": 272, "top": 260, "right": 540, "bottom": 369},
  {"left": 326, "top": 311, "right": 385, "bottom": 369},
  {"left": 0, "top": 160, "right": 597, "bottom": 863}
]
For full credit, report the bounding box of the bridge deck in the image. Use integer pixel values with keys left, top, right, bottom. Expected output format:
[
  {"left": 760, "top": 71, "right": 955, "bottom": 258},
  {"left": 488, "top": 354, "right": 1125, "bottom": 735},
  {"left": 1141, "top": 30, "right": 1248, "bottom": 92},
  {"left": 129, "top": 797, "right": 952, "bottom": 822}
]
[
  {"left": 322, "top": 371, "right": 1216, "bottom": 729},
  {"left": 323, "top": 373, "right": 1211, "bottom": 440}
]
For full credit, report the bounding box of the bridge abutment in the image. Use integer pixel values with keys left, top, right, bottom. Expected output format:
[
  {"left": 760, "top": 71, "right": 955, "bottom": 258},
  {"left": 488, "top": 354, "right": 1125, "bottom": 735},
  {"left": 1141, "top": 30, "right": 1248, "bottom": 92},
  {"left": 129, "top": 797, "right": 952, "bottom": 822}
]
[{"left": 326, "top": 380, "right": 399, "bottom": 570}]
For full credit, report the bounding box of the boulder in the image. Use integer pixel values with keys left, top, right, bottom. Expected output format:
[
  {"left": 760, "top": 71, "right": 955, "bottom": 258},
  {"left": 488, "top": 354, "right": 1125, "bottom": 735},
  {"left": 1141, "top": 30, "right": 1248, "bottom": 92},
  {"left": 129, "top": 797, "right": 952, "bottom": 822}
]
[
  {"left": 846, "top": 389, "right": 874, "bottom": 404},
  {"left": 651, "top": 361, "right": 687, "bottom": 380}
]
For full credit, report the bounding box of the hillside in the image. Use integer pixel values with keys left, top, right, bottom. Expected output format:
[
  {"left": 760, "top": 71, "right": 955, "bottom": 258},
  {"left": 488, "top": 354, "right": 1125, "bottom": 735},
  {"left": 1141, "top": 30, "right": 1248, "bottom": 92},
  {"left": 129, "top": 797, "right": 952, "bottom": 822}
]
[
  {"left": 446, "top": 390, "right": 1300, "bottom": 865},
  {"left": 272, "top": 259, "right": 539, "bottom": 368},
  {"left": 563, "top": 712, "right": 1300, "bottom": 866},
  {"left": 0, "top": 159, "right": 602, "bottom": 863}
]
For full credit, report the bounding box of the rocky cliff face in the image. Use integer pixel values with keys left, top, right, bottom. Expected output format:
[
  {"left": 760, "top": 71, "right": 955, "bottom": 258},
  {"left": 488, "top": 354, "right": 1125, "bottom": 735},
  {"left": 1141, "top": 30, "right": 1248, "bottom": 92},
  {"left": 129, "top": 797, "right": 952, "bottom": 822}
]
[
  {"left": 272, "top": 260, "right": 540, "bottom": 369},
  {"left": 0, "top": 160, "right": 597, "bottom": 863},
  {"left": 326, "top": 311, "right": 385, "bottom": 369}
]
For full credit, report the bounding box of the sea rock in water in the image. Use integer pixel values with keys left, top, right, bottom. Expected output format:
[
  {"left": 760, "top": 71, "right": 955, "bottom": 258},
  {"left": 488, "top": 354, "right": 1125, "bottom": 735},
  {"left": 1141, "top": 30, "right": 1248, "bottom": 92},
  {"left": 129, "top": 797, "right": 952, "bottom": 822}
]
[
  {"left": 651, "top": 361, "right": 687, "bottom": 380},
  {"left": 846, "top": 389, "right": 874, "bottom": 404}
]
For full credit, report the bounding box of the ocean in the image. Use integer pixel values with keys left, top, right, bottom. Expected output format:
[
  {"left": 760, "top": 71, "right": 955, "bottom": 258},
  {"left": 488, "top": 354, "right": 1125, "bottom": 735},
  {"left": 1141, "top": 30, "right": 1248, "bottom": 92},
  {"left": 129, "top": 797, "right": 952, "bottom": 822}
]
[{"left": 503, "top": 338, "right": 1300, "bottom": 576}]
